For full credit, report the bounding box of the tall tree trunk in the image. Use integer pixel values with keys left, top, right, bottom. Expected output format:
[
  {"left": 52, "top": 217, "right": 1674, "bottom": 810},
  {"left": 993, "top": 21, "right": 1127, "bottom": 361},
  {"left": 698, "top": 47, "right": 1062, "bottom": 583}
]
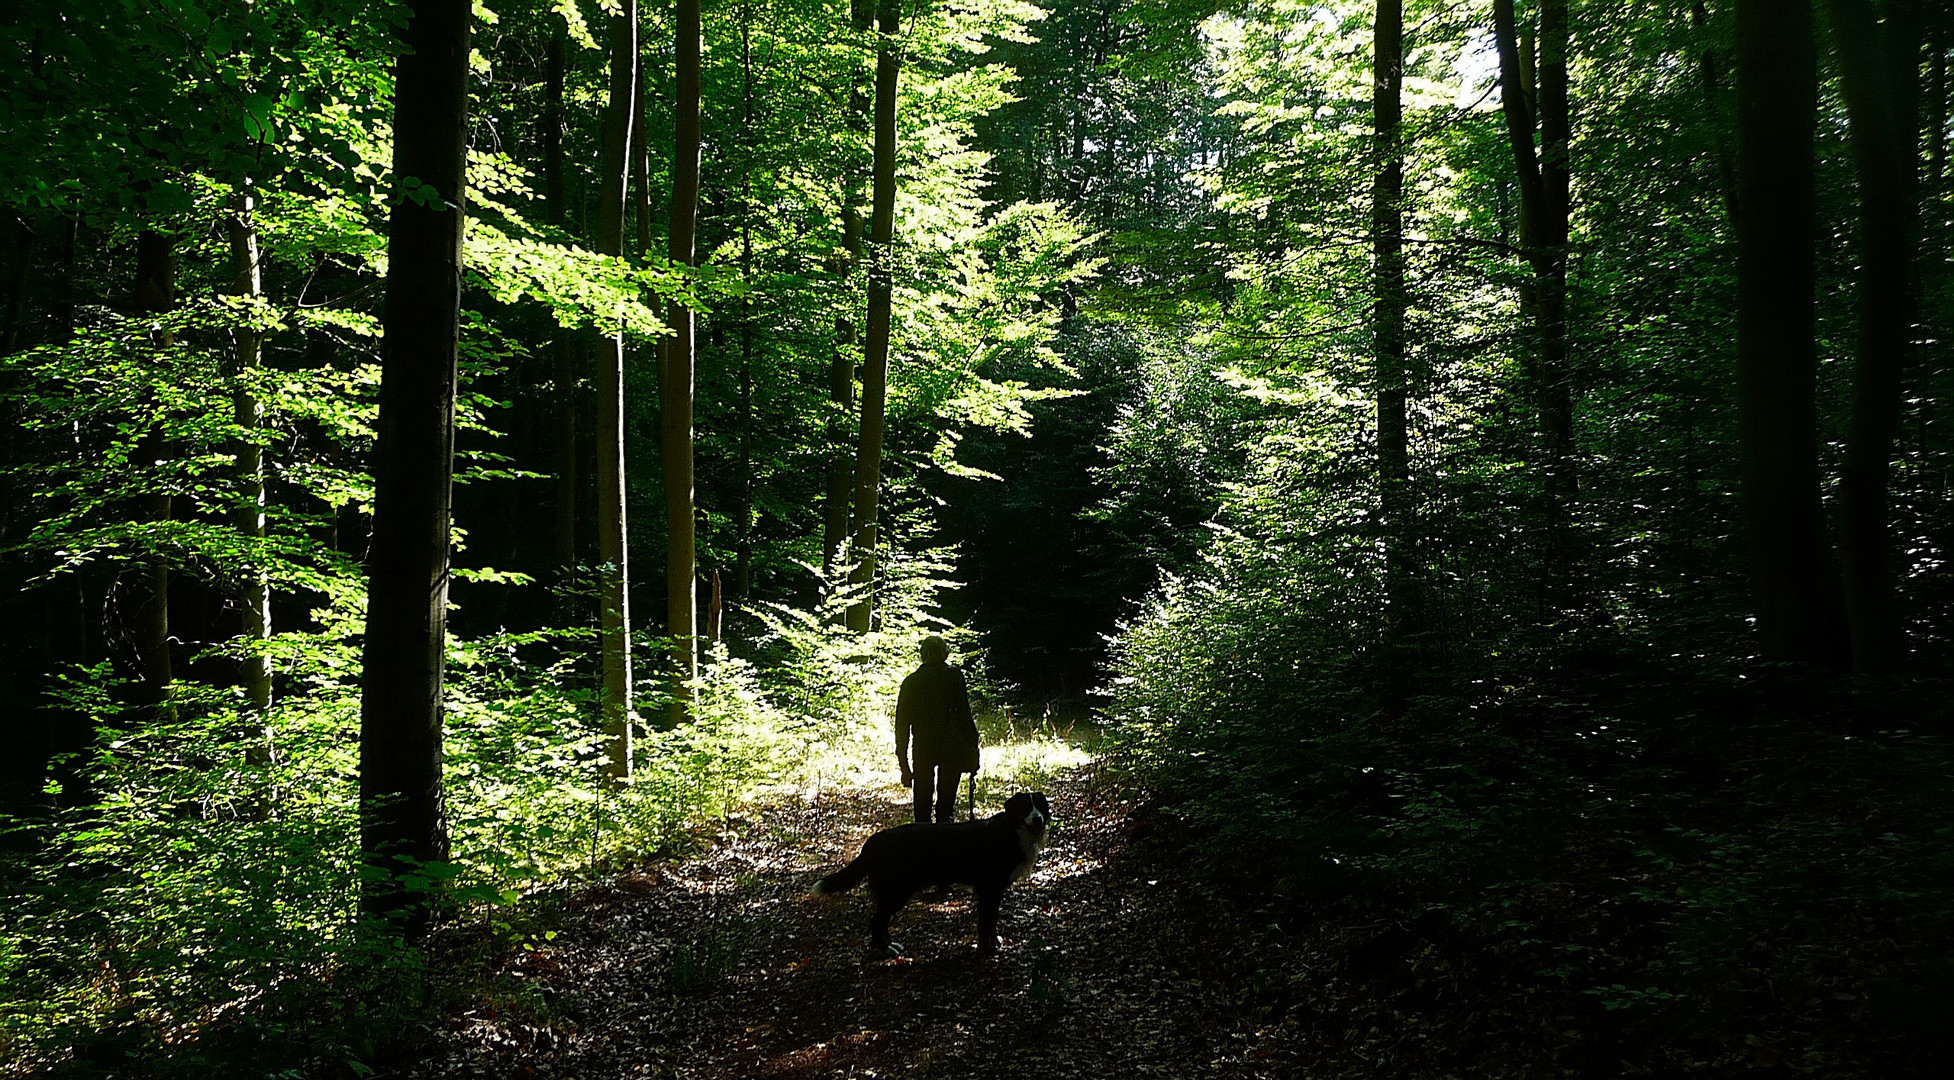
[
  {"left": 1, "top": 213, "right": 30, "bottom": 355},
  {"left": 632, "top": 49, "right": 653, "bottom": 260},
  {"left": 1537, "top": 0, "right": 1573, "bottom": 491},
  {"left": 0, "top": 213, "right": 35, "bottom": 544},
  {"left": 825, "top": 0, "right": 873, "bottom": 591},
  {"left": 1691, "top": 0, "right": 1740, "bottom": 219},
  {"left": 544, "top": 12, "right": 579, "bottom": 587},
  {"left": 847, "top": 0, "right": 901, "bottom": 633},
  {"left": 1828, "top": 0, "right": 1921, "bottom": 676},
  {"left": 359, "top": 0, "right": 469, "bottom": 934},
  {"left": 1929, "top": 10, "right": 1947, "bottom": 188},
  {"left": 42, "top": 216, "right": 88, "bottom": 801},
  {"left": 1493, "top": 0, "right": 1576, "bottom": 616},
  {"left": 227, "top": 194, "right": 272, "bottom": 713},
  {"left": 1373, "top": 0, "right": 1413, "bottom": 665},
  {"left": 1732, "top": 0, "right": 1844, "bottom": 667},
  {"left": 595, "top": 0, "right": 638, "bottom": 767},
  {"left": 735, "top": 2, "right": 756, "bottom": 601},
  {"left": 132, "top": 229, "right": 175, "bottom": 723},
  {"left": 664, "top": 0, "right": 702, "bottom": 713}
]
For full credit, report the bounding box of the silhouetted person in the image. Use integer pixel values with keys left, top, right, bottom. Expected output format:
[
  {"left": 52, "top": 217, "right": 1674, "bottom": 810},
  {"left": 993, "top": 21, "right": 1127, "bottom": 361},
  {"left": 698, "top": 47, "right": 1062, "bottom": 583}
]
[{"left": 894, "top": 635, "right": 978, "bottom": 823}]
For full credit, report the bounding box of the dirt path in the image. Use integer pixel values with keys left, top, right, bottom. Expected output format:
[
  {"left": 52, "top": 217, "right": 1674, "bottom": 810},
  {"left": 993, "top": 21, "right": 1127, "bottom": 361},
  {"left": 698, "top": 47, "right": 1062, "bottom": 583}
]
[{"left": 393, "top": 770, "right": 1294, "bottom": 1080}]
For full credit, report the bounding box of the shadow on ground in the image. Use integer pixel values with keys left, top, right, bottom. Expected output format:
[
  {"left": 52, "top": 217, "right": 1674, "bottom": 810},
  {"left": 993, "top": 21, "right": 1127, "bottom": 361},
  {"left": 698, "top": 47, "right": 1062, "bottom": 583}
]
[{"left": 391, "top": 772, "right": 1282, "bottom": 1080}]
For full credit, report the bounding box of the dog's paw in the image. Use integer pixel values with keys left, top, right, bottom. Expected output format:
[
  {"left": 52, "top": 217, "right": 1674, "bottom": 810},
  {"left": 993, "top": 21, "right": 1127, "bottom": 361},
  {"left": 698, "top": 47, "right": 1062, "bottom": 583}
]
[{"left": 867, "top": 941, "right": 904, "bottom": 960}]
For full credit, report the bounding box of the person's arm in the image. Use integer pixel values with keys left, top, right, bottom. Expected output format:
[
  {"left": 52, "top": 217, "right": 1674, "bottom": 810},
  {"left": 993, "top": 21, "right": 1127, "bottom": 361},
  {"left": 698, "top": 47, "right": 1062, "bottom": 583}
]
[
  {"left": 893, "top": 678, "right": 914, "bottom": 786},
  {"left": 952, "top": 668, "right": 978, "bottom": 773}
]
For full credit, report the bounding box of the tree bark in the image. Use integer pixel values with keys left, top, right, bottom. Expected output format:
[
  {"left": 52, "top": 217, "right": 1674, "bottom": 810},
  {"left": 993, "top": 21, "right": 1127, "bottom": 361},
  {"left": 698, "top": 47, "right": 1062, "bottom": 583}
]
[
  {"left": 1493, "top": 0, "right": 1576, "bottom": 615},
  {"left": 543, "top": 18, "right": 565, "bottom": 223},
  {"left": 595, "top": 0, "right": 638, "bottom": 767},
  {"left": 1827, "top": 0, "right": 1921, "bottom": 676},
  {"left": 1929, "top": 10, "right": 1946, "bottom": 188},
  {"left": 543, "top": 14, "right": 579, "bottom": 591},
  {"left": 632, "top": 45, "right": 653, "bottom": 260},
  {"left": 1, "top": 212, "right": 31, "bottom": 356},
  {"left": 132, "top": 229, "right": 175, "bottom": 723},
  {"left": 0, "top": 213, "right": 35, "bottom": 544},
  {"left": 825, "top": 0, "right": 873, "bottom": 592},
  {"left": 1732, "top": 0, "right": 1845, "bottom": 668},
  {"left": 735, "top": 3, "right": 757, "bottom": 601},
  {"left": 665, "top": 0, "right": 702, "bottom": 713},
  {"left": 227, "top": 194, "right": 272, "bottom": 713},
  {"left": 1373, "top": 0, "right": 1413, "bottom": 663},
  {"left": 359, "top": 0, "right": 469, "bottom": 934},
  {"left": 847, "top": 0, "right": 901, "bottom": 633}
]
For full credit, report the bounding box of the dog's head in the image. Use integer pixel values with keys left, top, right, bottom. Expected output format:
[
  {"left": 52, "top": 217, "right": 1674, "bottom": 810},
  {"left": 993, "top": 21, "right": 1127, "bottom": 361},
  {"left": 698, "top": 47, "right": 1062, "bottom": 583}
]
[{"left": 1000, "top": 791, "right": 1052, "bottom": 832}]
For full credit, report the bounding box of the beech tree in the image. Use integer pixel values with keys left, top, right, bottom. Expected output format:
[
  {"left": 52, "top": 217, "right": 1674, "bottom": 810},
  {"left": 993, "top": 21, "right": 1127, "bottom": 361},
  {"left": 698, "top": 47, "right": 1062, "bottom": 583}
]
[
  {"left": 358, "top": 0, "right": 471, "bottom": 930},
  {"left": 826, "top": 0, "right": 873, "bottom": 588},
  {"left": 226, "top": 192, "right": 271, "bottom": 713},
  {"left": 1732, "top": 0, "right": 1844, "bottom": 667},
  {"left": 1827, "top": 0, "right": 1922, "bottom": 675},
  {"left": 1492, "top": 0, "right": 1575, "bottom": 609},
  {"left": 665, "top": 0, "right": 702, "bottom": 706},
  {"left": 595, "top": 0, "right": 638, "bottom": 771},
  {"left": 846, "top": 0, "right": 903, "bottom": 633},
  {"left": 1373, "top": 0, "right": 1412, "bottom": 674}
]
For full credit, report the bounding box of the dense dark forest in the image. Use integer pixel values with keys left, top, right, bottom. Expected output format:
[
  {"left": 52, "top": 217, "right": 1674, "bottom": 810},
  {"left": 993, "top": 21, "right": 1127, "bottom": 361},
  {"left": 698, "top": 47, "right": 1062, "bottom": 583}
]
[{"left": 2, "top": 0, "right": 1951, "bottom": 1075}]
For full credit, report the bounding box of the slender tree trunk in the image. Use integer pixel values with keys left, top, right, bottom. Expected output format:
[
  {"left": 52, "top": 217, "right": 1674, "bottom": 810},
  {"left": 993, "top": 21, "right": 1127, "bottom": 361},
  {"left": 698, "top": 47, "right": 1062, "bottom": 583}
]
[
  {"left": 632, "top": 49, "right": 653, "bottom": 260},
  {"left": 0, "top": 213, "right": 35, "bottom": 544},
  {"left": 1929, "top": 11, "right": 1947, "bottom": 187},
  {"left": 132, "top": 229, "right": 175, "bottom": 723},
  {"left": 595, "top": 0, "right": 638, "bottom": 766},
  {"left": 664, "top": 0, "right": 702, "bottom": 715},
  {"left": 1828, "top": 0, "right": 1921, "bottom": 675},
  {"left": 544, "top": 20, "right": 565, "bottom": 220},
  {"left": 359, "top": 0, "right": 469, "bottom": 934},
  {"left": 544, "top": 13, "right": 579, "bottom": 586},
  {"left": 1493, "top": 0, "right": 1576, "bottom": 615},
  {"left": 1537, "top": 0, "right": 1573, "bottom": 493},
  {"left": 552, "top": 339, "right": 579, "bottom": 575},
  {"left": 1691, "top": 0, "right": 1740, "bottom": 220},
  {"left": 1, "top": 213, "right": 30, "bottom": 355},
  {"left": 1733, "top": 0, "right": 1844, "bottom": 667},
  {"left": 735, "top": 3, "right": 756, "bottom": 601},
  {"left": 46, "top": 215, "right": 87, "bottom": 776},
  {"left": 227, "top": 194, "right": 272, "bottom": 712},
  {"left": 826, "top": 0, "right": 873, "bottom": 590},
  {"left": 1373, "top": 0, "right": 1413, "bottom": 663},
  {"left": 847, "top": 0, "right": 901, "bottom": 633}
]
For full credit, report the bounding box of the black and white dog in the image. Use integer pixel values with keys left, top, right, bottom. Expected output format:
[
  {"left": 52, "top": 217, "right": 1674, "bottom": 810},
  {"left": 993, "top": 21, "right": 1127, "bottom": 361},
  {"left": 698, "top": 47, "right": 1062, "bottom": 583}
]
[{"left": 813, "top": 791, "right": 1051, "bottom": 956}]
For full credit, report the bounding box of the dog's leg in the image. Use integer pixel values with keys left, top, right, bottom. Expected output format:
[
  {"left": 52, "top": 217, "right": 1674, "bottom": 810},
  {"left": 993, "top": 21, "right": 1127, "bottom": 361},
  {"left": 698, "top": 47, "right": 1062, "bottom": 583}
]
[
  {"left": 975, "top": 884, "right": 1004, "bottom": 956},
  {"left": 868, "top": 884, "right": 913, "bottom": 957}
]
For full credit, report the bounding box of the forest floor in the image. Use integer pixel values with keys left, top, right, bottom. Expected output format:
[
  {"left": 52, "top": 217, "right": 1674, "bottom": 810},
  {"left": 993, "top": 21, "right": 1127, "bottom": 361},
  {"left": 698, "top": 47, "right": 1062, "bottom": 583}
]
[
  {"left": 388, "top": 768, "right": 1322, "bottom": 1080},
  {"left": 384, "top": 744, "right": 1941, "bottom": 1080}
]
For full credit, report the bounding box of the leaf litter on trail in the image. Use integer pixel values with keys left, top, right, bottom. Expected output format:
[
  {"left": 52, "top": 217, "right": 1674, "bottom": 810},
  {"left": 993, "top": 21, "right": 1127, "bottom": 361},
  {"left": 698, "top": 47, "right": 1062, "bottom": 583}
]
[
  {"left": 395, "top": 767, "right": 1903, "bottom": 1079},
  {"left": 389, "top": 773, "right": 1310, "bottom": 1079}
]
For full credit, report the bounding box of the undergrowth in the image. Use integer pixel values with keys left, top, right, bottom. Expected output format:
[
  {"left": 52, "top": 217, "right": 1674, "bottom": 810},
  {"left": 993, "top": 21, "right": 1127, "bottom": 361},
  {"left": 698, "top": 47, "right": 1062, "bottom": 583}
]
[
  {"left": 1102, "top": 566, "right": 1954, "bottom": 1074},
  {"left": 0, "top": 571, "right": 1052, "bottom": 1078}
]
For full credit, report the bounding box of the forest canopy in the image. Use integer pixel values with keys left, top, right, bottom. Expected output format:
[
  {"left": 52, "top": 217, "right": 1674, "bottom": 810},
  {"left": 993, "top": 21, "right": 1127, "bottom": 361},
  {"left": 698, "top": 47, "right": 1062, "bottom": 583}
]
[{"left": 1, "top": 0, "right": 1950, "bottom": 1075}]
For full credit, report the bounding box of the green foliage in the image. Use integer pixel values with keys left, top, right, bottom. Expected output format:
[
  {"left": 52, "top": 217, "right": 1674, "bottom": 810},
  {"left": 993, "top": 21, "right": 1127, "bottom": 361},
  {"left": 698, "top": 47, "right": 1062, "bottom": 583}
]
[
  {"left": 0, "top": 603, "right": 957, "bottom": 1074},
  {"left": 0, "top": 665, "right": 417, "bottom": 1077}
]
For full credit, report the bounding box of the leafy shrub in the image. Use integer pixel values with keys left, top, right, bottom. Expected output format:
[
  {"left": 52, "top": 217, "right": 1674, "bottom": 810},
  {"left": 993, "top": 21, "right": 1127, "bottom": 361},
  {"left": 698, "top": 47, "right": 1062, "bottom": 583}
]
[{"left": 0, "top": 598, "right": 952, "bottom": 1076}]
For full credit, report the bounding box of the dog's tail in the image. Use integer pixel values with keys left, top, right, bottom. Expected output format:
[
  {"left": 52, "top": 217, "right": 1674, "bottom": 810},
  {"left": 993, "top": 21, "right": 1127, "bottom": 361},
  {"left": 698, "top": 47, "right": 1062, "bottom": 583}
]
[{"left": 811, "top": 852, "right": 870, "bottom": 895}]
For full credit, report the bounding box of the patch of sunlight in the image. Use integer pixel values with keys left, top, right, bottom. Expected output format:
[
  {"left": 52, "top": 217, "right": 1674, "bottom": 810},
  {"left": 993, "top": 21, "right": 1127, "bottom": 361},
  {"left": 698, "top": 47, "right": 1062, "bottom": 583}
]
[
  {"left": 972, "top": 735, "right": 1094, "bottom": 807},
  {"left": 1032, "top": 852, "right": 1102, "bottom": 884}
]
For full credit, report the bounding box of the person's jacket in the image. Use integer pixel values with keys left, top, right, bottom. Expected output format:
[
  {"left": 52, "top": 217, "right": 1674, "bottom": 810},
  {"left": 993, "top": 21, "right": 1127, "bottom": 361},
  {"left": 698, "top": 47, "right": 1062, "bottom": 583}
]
[{"left": 894, "top": 661, "right": 979, "bottom": 773}]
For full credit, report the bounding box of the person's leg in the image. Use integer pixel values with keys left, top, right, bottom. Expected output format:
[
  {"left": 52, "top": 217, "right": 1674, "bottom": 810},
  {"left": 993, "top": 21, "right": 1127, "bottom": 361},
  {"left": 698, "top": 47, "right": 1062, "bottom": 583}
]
[
  {"left": 934, "top": 768, "right": 963, "bottom": 823},
  {"left": 912, "top": 763, "right": 935, "bottom": 824}
]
